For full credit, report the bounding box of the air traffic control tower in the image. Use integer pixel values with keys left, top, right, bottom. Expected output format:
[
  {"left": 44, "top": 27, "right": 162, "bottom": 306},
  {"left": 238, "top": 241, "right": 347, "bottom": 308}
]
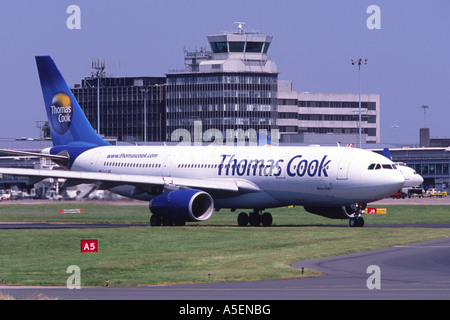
[
  {"left": 203, "top": 24, "right": 276, "bottom": 73},
  {"left": 166, "top": 24, "right": 278, "bottom": 143}
]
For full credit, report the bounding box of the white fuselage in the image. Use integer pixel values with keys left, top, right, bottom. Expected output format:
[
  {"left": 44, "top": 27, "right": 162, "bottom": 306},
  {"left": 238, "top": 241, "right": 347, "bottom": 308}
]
[
  {"left": 397, "top": 163, "right": 424, "bottom": 188},
  {"left": 71, "top": 145, "right": 405, "bottom": 209}
]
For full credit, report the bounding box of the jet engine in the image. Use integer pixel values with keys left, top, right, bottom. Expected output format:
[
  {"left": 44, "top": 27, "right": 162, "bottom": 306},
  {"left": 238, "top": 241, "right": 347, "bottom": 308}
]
[
  {"left": 304, "top": 205, "right": 358, "bottom": 219},
  {"left": 149, "top": 189, "right": 214, "bottom": 222}
]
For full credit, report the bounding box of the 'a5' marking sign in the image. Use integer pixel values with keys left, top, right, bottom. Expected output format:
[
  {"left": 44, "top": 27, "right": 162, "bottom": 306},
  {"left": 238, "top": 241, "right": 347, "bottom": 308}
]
[{"left": 81, "top": 240, "right": 98, "bottom": 252}]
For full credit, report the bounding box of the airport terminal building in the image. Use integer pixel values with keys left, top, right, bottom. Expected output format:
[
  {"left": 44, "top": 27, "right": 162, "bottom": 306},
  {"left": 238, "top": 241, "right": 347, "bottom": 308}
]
[
  {"left": 69, "top": 27, "right": 380, "bottom": 146},
  {"left": 377, "top": 129, "right": 450, "bottom": 191},
  {"left": 72, "top": 76, "right": 166, "bottom": 142},
  {"left": 277, "top": 80, "right": 380, "bottom": 144}
]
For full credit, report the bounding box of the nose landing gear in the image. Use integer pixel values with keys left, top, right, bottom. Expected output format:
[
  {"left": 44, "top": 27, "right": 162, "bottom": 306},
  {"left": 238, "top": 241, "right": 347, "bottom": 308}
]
[{"left": 348, "top": 203, "right": 365, "bottom": 227}]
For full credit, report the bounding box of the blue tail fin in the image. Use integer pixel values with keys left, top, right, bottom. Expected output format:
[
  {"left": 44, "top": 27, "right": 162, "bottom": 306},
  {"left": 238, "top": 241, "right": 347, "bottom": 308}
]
[
  {"left": 35, "top": 56, "right": 109, "bottom": 147},
  {"left": 382, "top": 148, "right": 392, "bottom": 160}
]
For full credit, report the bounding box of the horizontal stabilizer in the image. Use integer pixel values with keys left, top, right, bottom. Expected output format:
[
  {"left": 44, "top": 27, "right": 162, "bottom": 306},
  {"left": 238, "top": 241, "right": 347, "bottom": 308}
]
[{"left": 0, "top": 148, "right": 68, "bottom": 161}]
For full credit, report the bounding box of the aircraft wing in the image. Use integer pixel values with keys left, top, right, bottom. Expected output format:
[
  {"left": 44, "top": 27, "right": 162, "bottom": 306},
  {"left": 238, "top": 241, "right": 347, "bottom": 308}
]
[{"left": 0, "top": 167, "right": 260, "bottom": 193}]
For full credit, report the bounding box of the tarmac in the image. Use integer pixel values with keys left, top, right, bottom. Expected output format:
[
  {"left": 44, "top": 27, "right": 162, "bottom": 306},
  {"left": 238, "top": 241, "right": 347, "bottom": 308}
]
[{"left": 0, "top": 196, "right": 449, "bottom": 300}]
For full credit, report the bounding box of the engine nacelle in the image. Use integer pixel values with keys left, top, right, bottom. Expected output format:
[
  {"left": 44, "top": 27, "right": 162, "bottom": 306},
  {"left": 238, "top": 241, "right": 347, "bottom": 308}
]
[
  {"left": 304, "top": 205, "right": 357, "bottom": 219},
  {"left": 149, "top": 189, "right": 214, "bottom": 222}
]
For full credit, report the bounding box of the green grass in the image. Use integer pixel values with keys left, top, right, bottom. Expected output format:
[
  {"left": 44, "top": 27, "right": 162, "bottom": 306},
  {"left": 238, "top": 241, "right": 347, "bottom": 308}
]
[
  {"left": 0, "top": 202, "right": 449, "bottom": 286},
  {"left": 0, "top": 202, "right": 148, "bottom": 224}
]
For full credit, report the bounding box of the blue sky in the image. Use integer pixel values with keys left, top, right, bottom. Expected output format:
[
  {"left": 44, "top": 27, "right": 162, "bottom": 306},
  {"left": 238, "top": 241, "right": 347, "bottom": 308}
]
[{"left": 0, "top": 0, "right": 449, "bottom": 145}]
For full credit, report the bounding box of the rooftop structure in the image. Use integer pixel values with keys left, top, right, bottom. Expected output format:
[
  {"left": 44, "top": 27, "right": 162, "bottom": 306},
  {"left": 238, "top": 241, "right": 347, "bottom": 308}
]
[
  {"left": 202, "top": 23, "right": 276, "bottom": 74},
  {"left": 166, "top": 24, "right": 278, "bottom": 143}
]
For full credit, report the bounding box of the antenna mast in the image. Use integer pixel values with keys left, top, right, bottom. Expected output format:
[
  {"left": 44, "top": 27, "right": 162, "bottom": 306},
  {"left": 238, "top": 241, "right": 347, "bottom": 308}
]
[
  {"left": 91, "top": 59, "right": 105, "bottom": 135},
  {"left": 234, "top": 21, "right": 246, "bottom": 33}
]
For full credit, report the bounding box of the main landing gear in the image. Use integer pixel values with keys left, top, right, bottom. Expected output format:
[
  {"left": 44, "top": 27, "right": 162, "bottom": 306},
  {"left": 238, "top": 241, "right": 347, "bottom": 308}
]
[{"left": 237, "top": 210, "right": 273, "bottom": 227}]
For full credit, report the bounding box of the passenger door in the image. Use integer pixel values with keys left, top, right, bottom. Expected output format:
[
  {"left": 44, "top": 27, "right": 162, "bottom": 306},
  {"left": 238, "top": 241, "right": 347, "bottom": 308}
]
[{"left": 337, "top": 156, "right": 352, "bottom": 180}]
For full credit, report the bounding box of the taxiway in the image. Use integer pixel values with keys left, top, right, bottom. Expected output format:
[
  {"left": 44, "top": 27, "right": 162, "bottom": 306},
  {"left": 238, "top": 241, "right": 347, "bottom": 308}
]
[{"left": 1, "top": 237, "right": 449, "bottom": 300}]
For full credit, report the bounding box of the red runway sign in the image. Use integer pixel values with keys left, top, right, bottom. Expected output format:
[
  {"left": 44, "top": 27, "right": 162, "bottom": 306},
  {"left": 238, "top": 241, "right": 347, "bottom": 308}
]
[{"left": 81, "top": 240, "right": 98, "bottom": 252}]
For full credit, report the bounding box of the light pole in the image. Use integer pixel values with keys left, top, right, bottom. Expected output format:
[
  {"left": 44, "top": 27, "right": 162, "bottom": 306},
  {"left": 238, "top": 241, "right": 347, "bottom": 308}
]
[
  {"left": 421, "top": 105, "right": 429, "bottom": 127},
  {"left": 91, "top": 59, "right": 105, "bottom": 135},
  {"left": 141, "top": 88, "right": 149, "bottom": 145},
  {"left": 351, "top": 58, "right": 368, "bottom": 148}
]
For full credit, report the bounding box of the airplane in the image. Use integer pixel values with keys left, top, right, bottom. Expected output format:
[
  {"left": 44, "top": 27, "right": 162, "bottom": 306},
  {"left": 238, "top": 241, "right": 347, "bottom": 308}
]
[
  {"left": 381, "top": 148, "right": 424, "bottom": 188},
  {"left": 0, "top": 56, "right": 405, "bottom": 228}
]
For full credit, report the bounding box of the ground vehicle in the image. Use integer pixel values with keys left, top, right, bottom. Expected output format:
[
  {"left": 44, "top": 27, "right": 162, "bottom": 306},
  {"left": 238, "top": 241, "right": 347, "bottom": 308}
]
[
  {"left": 0, "top": 190, "right": 11, "bottom": 200},
  {"left": 391, "top": 191, "right": 407, "bottom": 199},
  {"left": 424, "top": 189, "right": 448, "bottom": 198},
  {"left": 407, "top": 187, "right": 424, "bottom": 198}
]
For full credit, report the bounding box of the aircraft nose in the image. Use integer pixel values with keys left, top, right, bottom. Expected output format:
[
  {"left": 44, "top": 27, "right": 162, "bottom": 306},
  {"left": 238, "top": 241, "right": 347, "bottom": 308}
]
[{"left": 418, "top": 175, "right": 424, "bottom": 185}]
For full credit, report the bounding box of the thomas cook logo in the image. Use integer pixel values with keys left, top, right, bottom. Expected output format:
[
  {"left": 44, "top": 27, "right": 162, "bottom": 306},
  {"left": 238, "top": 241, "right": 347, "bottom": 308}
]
[{"left": 50, "top": 93, "right": 73, "bottom": 134}]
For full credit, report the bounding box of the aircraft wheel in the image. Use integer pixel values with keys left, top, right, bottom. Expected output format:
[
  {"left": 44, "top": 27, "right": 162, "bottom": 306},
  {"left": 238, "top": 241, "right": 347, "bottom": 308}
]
[
  {"left": 237, "top": 212, "right": 249, "bottom": 226},
  {"left": 358, "top": 217, "right": 365, "bottom": 227},
  {"left": 150, "top": 214, "right": 161, "bottom": 226},
  {"left": 162, "top": 216, "right": 172, "bottom": 226},
  {"left": 349, "top": 218, "right": 356, "bottom": 227},
  {"left": 349, "top": 217, "right": 364, "bottom": 227},
  {"left": 249, "top": 212, "right": 261, "bottom": 226},
  {"left": 261, "top": 212, "right": 273, "bottom": 226}
]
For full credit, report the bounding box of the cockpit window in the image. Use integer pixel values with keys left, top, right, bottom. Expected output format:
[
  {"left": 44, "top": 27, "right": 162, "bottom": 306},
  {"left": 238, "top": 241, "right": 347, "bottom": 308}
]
[{"left": 368, "top": 163, "right": 398, "bottom": 170}]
